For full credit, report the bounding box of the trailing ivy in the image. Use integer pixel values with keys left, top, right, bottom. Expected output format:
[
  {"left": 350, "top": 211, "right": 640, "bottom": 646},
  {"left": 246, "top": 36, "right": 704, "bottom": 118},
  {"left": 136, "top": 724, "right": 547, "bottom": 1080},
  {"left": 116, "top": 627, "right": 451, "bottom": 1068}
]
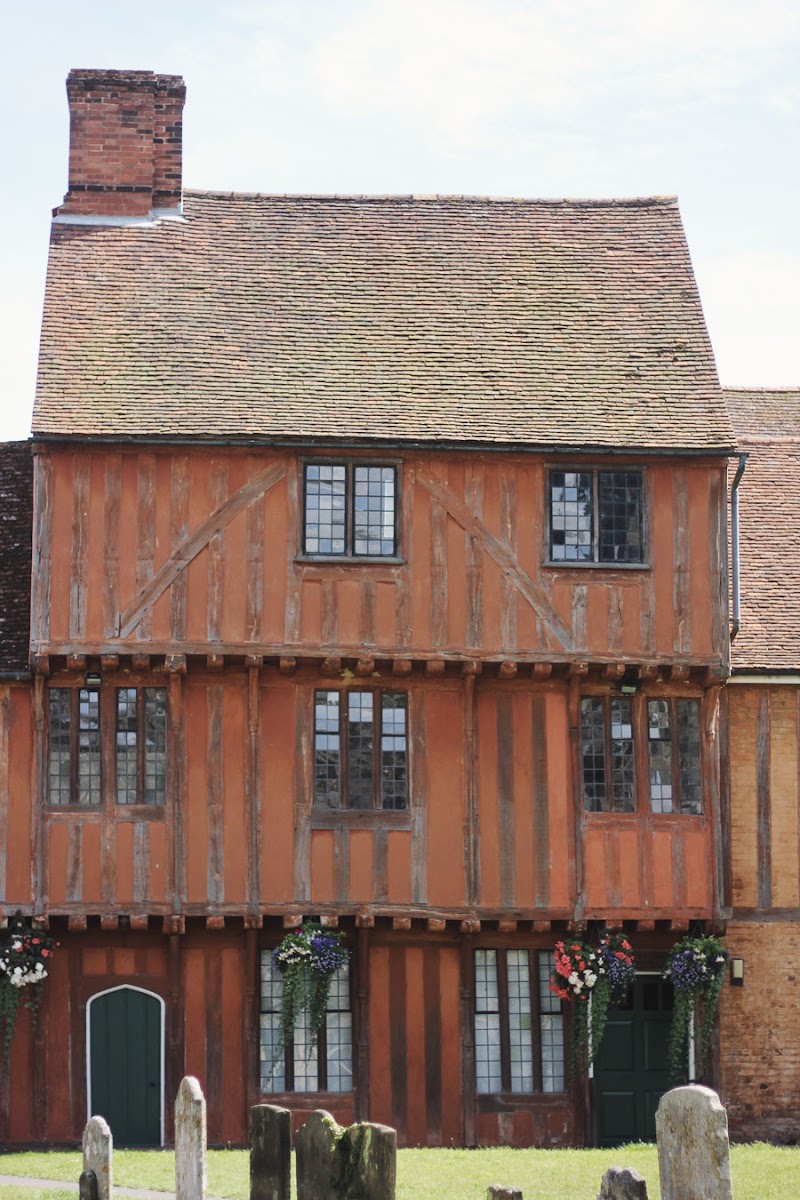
[
  {"left": 663, "top": 933, "right": 727, "bottom": 1081},
  {"left": 0, "top": 912, "right": 59, "bottom": 1074},
  {"left": 271, "top": 923, "right": 348, "bottom": 1053}
]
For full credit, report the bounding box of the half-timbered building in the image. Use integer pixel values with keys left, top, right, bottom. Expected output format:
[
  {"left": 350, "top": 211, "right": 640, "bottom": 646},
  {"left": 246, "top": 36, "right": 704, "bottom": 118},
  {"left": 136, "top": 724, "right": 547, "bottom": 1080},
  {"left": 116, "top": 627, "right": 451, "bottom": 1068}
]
[{"left": 1, "top": 68, "right": 740, "bottom": 1149}]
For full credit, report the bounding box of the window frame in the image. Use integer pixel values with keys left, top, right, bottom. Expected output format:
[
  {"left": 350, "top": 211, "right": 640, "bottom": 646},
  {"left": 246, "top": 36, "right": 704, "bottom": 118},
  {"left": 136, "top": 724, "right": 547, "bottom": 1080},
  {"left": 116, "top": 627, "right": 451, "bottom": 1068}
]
[
  {"left": 312, "top": 687, "right": 409, "bottom": 813},
  {"left": 546, "top": 466, "right": 647, "bottom": 567},
  {"left": 580, "top": 690, "right": 704, "bottom": 817},
  {"left": 47, "top": 686, "right": 102, "bottom": 808},
  {"left": 46, "top": 681, "right": 168, "bottom": 813},
  {"left": 259, "top": 950, "right": 354, "bottom": 1096},
  {"left": 474, "top": 948, "right": 564, "bottom": 1097},
  {"left": 299, "top": 459, "right": 401, "bottom": 562},
  {"left": 580, "top": 694, "right": 636, "bottom": 814},
  {"left": 115, "top": 686, "right": 168, "bottom": 807}
]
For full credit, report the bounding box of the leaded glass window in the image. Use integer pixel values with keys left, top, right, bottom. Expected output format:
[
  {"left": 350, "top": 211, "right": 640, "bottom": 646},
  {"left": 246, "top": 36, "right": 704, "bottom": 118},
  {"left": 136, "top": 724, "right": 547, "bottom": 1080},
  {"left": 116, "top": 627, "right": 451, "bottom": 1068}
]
[
  {"left": 549, "top": 469, "right": 644, "bottom": 564},
  {"left": 648, "top": 698, "right": 702, "bottom": 814},
  {"left": 116, "top": 688, "right": 167, "bottom": 805},
  {"left": 314, "top": 690, "right": 408, "bottom": 810},
  {"left": 260, "top": 952, "right": 352, "bottom": 1094},
  {"left": 47, "top": 687, "right": 101, "bottom": 807},
  {"left": 304, "top": 463, "right": 397, "bottom": 558},
  {"left": 580, "top": 696, "right": 635, "bottom": 812},
  {"left": 474, "top": 949, "right": 564, "bottom": 1095}
]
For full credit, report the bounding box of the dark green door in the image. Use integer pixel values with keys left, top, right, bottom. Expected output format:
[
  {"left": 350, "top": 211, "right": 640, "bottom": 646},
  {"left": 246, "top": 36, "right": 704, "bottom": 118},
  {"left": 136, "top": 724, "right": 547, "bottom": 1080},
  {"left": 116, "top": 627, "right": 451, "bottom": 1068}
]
[
  {"left": 593, "top": 975, "right": 673, "bottom": 1146},
  {"left": 89, "top": 988, "right": 162, "bottom": 1146}
]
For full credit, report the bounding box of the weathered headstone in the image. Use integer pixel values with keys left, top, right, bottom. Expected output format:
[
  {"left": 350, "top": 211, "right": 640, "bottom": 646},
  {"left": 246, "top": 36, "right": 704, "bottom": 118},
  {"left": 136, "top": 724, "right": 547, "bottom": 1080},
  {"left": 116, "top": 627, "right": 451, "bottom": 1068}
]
[
  {"left": 341, "top": 1119, "right": 396, "bottom": 1200},
  {"left": 175, "top": 1076, "right": 207, "bottom": 1200},
  {"left": 82, "top": 1115, "right": 112, "bottom": 1200},
  {"left": 296, "top": 1111, "right": 339, "bottom": 1200},
  {"left": 596, "top": 1166, "right": 648, "bottom": 1200},
  {"left": 295, "top": 1109, "right": 397, "bottom": 1200},
  {"left": 79, "top": 1169, "right": 99, "bottom": 1200},
  {"left": 250, "top": 1103, "right": 291, "bottom": 1200},
  {"left": 656, "top": 1085, "right": 733, "bottom": 1200},
  {"left": 488, "top": 1187, "right": 523, "bottom": 1200}
]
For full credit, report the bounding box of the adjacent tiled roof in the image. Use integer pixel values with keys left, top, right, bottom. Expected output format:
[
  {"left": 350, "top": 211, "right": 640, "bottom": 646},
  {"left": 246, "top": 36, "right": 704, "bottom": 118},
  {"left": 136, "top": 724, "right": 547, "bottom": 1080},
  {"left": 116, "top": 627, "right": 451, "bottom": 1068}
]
[
  {"left": 0, "top": 443, "right": 32, "bottom": 674},
  {"left": 34, "top": 192, "right": 732, "bottom": 451},
  {"left": 726, "top": 389, "right": 800, "bottom": 671}
]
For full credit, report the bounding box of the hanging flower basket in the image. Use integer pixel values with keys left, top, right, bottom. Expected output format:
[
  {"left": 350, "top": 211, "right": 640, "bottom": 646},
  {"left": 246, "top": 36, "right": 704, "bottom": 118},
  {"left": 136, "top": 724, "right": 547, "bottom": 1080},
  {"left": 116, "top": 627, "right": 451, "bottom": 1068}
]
[
  {"left": 0, "top": 912, "right": 59, "bottom": 1074},
  {"left": 663, "top": 933, "right": 727, "bottom": 1080},
  {"left": 550, "top": 932, "right": 635, "bottom": 1078},
  {"left": 271, "top": 923, "right": 348, "bottom": 1052}
]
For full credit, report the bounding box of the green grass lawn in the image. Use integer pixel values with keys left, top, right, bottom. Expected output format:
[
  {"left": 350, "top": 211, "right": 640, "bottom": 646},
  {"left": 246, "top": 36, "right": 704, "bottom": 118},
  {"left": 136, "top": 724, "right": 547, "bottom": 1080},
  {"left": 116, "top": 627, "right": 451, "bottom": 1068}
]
[{"left": 0, "top": 1143, "right": 798, "bottom": 1200}]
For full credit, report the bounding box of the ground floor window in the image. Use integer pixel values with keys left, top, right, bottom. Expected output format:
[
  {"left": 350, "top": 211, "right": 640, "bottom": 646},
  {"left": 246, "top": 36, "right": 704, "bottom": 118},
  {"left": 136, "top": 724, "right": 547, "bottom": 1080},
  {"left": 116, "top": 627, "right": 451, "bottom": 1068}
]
[
  {"left": 259, "top": 952, "right": 353, "bottom": 1093},
  {"left": 475, "top": 949, "right": 564, "bottom": 1094}
]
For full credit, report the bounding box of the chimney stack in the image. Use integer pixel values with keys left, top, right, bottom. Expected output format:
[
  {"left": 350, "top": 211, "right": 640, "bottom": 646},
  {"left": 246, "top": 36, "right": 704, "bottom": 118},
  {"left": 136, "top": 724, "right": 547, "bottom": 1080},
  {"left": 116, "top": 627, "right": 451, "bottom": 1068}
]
[{"left": 56, "top": 69, "right": 186, "bottom": 220}]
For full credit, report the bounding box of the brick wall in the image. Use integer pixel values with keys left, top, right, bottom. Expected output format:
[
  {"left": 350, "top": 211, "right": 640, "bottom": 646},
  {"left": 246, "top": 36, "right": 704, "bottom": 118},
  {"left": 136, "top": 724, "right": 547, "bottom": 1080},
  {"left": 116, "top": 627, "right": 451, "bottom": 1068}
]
[{"left": 719, "top": 921, "right": 800, "bottom": 1143}]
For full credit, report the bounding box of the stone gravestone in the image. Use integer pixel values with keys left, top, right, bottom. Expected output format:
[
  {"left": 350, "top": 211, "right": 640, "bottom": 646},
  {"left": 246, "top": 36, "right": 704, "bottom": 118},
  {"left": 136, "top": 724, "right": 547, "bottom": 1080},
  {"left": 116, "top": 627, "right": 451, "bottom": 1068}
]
[
  {"left": 82, "top": 1115, "right": 112, "bottom": 1200},
  {"left": 487, "top": 1187, "right": 523, "bottom": 1200},
  {"left": 250, "top": 1104, "right": 291, "bottom": 1200},
  {"left": 175, "top": 1076, "right": 207, "bottom": 1200},
  {"left": 596, "top": 1166, "right": 648, "bottom": 1200},
  {"left": 295, "top": 1109, "right": 397, "bottom": 1200},
  {"left": 656, "top": 1085, "right": 733, "bottom": 1200}
]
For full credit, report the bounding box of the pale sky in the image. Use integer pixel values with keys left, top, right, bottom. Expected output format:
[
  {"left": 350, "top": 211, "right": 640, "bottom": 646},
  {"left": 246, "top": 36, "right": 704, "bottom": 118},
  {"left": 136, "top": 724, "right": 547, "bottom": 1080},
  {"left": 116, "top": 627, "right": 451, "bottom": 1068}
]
[{"left": 1, "top": 0, "right": 798, "bottom": 441}]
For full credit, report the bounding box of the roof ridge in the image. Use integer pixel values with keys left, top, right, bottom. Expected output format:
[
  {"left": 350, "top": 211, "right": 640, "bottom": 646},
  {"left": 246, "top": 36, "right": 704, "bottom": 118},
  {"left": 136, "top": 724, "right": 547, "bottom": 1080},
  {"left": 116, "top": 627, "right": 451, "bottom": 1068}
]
[{"left": 183, "top": 188, "right": 679, "bottom": 208}]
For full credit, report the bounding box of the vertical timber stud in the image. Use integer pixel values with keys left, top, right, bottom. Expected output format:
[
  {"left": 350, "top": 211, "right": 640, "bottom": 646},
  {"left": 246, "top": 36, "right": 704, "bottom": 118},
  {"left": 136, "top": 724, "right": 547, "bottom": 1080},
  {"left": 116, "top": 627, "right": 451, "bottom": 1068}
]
[
  {"left": 247, "top": 664, "right": 262, "bottom": 917},
  {"left": 756, "top": 689, "right": 772, "bottom": 911},
  {"left": 168, "top": 670, "right": 186, "bottom": 912},
  {"left": 567, "top": 675, "right": 585, "bottom": 924},
  {"left": 166, "top": 932, "right": 184, "bottom": 1143},
  {"left": 459, "top": 933, "right": 476, "bottom": 1146},
  {"left": 463, "top": 671, "right": 480, "bottom": 907},
  {"left": 703, "top": 683, "right": 725, "bottom": 920},
  {"left": 33, "top": 675, "right": 46, "bottom": 914},
  {"left": 718, "top": 686, "right": 733, "bottom": 914},
  {"left": 356, "top": 925, "right": 370, "bottom": 1122},
  {"left": 244, "top": 927, "right": 259, "bottom": 1123}
]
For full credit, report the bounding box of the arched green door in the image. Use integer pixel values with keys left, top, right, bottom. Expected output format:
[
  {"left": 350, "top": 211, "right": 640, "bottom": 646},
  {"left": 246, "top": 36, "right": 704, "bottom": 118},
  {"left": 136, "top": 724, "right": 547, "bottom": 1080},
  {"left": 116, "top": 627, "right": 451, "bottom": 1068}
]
[{"left": 89, "top": 987, "right": 162, "bottom": 1146}]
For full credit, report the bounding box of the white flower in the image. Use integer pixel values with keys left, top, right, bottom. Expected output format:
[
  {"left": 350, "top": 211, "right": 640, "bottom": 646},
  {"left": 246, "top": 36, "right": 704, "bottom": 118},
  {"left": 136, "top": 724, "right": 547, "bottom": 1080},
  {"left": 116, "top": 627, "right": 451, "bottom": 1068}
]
[
  {"left": 715, "top": 956, "right": 725, "bottom": 963},
  {"left": 568, "top": 972, "right": 579, "bottom": 986},
  {"left": 13, "top": 967, "right": 22, "bottom": 976},
  {"left": 585, "top": 972, "right": 597, "bottom": 987}
]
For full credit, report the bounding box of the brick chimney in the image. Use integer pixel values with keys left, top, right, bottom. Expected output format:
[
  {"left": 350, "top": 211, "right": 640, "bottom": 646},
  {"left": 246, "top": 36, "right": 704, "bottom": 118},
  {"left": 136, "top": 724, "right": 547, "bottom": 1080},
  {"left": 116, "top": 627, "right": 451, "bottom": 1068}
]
[{"left": 56, "top": 69, "right": 186, "bottom": 220}]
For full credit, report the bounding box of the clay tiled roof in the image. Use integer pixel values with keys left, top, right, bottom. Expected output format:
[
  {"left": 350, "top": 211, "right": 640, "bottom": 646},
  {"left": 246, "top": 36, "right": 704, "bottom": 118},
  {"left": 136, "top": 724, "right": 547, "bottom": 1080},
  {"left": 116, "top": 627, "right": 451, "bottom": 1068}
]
[
  {"left": 0, "top": 443, "right": 33, "bottom": 675},
  {"left": 34, "top": 192, "right": 731, "bottom": 451},
  {"left": 726, "top": 389, "right": 800, "bottom": 671}
]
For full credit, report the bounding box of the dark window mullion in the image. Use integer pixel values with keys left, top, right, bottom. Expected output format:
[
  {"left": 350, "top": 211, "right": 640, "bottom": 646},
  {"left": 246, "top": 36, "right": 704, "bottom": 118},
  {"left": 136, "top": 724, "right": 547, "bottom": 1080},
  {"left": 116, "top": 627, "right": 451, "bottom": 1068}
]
[
  {"left": 346, "top": 463, "right": 354, "bottom": 557},
  {"left": 529, "top": 950, "right": 543, "bottom": 1093},
  {"left": 670, "top": 699, "right": 682, "bottom": 814},
  {"left": 137, "top": 690, "right": 146, "bottom": 804},
  {"left": 70, "top": 689, "right": 79, "bottom": 804},
  {"left": 318, "top": 1015, "right": 328, "bottom": 1090},
  {"left": 592, "top": 472, "right": 600, "bottom": 561},
  {"left": 340, "top": 692, "right": 349, "bottom": 809},
  {"left": 603, "top": 696, "right": 614, "bottom": 814},
  {"left": 372, "top": 691, "right": 380, "bottom": 810},
  {"left": 497, "top": 951, "right": 512, "bottom": 1093}
]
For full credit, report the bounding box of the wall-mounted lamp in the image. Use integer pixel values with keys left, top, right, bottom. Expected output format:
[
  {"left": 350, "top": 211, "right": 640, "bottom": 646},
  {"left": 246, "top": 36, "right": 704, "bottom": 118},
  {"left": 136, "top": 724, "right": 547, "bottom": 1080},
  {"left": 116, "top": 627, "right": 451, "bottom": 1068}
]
[
  {"left": 730, "top": 957, "right": 744, "bottom": 987},
  {"left": 85, "top": 672, "right": 102, "bottom": 688},
  {"left": 619, "top": 683, "right": 639, "bottom": 695}
]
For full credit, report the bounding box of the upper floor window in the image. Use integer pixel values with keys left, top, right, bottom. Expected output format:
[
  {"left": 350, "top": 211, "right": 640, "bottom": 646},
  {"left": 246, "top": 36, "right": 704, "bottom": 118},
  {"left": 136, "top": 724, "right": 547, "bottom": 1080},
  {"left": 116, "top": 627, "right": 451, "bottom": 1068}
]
[
  {"left": 303, "top": 463, "right": 397, "bottom": 558},
  {"left": 580, "top": 694, "right": 702, "bottom": 814},
  {"left": 314, "top": 689, "right": 408, "bottom": 810},
  {"left": 648, "top": 698, "right": 702, "bottom": 815},
  {"left": 260, "top": 952, "right": 352, "bottom": 1094},
  {"left": 549, "top": 469, "right": 644, "bottom": 564},
  {"left": 48, "top": 687, "right": 101, "bottom": 806},
  {"left": 475, "top": 949, "right": 564, "bottom": 1095},
  {"left": 116, "top": 688, "right": 168, "bottom": 805},
  {"left": 580, "top": 696, "right": 635, "bottom": 813},
  {"left": 48, "top": 684, "right": 167, "bottom": 807}
]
